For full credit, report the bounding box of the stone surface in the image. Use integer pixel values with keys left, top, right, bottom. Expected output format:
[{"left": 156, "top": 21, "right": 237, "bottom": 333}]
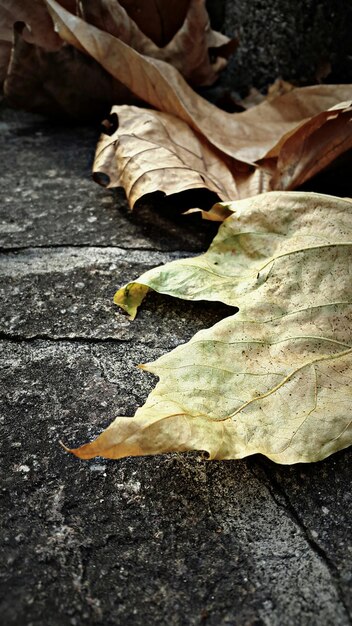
[
  {"left": 0, "top": 246, "right": 234, "bottom": 343},
  {"left": 2, "top": 342, "right": 351, "bottom": 626},
  {"left": 0, "top": 109, "right": 216, "bottom": 252},
  {"left": 1, "top": 107, "right": 352, "bottom": 626},
  {"left": 207, "top": 0, "right": 352, "bottom": 93}
]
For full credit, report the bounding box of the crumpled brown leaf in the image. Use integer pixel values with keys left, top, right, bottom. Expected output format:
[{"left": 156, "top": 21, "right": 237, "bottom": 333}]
[
  {"left": 93, "top": 105, "right": 240, "bottom": 205},
  {"left": 0, "top": 0, "right": 63, "bottom": 86},
  {"left": 118, "top": 0, "right": 190, "bottom": 47},
  {"left": 44, "top": 0, "right": 352, "bottom": 204},
  {"left": 2, "top": 0, "right": 232, "bottom": 116},
  {"left": 5, "top": 29, "right": 136, "bottom": 120},
  {"left": 267, "top": 101, "right": 352, "bottom": 190},
  {"left": 46, "top": 1, "right": 352, "bottom": 163},
  {"left": 0, "top": 41, "right": 10, "bottom": 85},
  {"left": 1, "top": 0, "right": 127, "bottom": 117},
  {"left": 93, "top": 95, "right": 352, "bottom": 208},
  {"left": 79, "top": 0, "right": 233, "bottom": 87},
  {"left": 0, "top": 0, "right": 63, "bottom": 51}
]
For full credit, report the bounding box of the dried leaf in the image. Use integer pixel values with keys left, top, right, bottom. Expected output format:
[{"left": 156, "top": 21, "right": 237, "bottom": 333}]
[
  {"left": 93, "top": 93, "right": 351, "bottom": 210},
  {"left": 4, "top": 32, "right": 135, "bottom": 120},
  {"left": 118, "top": 0, "right": 190, "bottom": 46},
  {"left": 0, "top": 41, "right": 10, "bottom": 85},
  {"left": 93, "top": 105, "right": 239, "bottom": 205},
  {"left": 71, "top": 192, "right": 352, "bottom": 463},
  {"left": 2, "top": 0, "right": 231, "bottom": 117},
  {"left": 46, "top": 0, "right": 352, "bottom": 165},
  {"left": 1, "top": 0, "right": 133, "bottom": 118},
  {"left": 93, "top": 105, "right": 275, "bottom": 209},
  {"left": 113, "top": 191, "right": 352, "bottom": 314},
  {"left": 269, "top": 101, "right": 352, "bottom": 190},
  {"left": 80, "top": 0, "right": 232, "bottom": 86},
  {"left": 0, "top": 0, "right": 63, "bottom": 50}
]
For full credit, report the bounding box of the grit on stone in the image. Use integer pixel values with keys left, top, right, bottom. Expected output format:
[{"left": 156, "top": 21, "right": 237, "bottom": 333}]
[
  {"left": 206, "top": 0, "right": 352, "bottom": 92},
  {"left": 1, "top": 105, "right": 351, "bottom": 626}
]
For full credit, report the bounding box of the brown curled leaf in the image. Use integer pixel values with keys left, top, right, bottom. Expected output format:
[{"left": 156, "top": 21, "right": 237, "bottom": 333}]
[
  {"left": 4, "top": 31, "right": 136, "bottom": 120},
  {"left": 0, "top": 0, "right": 63, "bottom": 50},
  {"left": 118, "top": 0, "right": 191, "bottom": 47},
  {"left": 93, "top": 105, "right": 240, "bottom": 206},
  {"left": 269, "top": 101, "right": 352, "bottom": 190},
  {"left": 46, "top": 0, "right": 352, "bottom": 165},
  {"left": 1, "top": 0, "right": 232, "bottom": 117},
  {"left": 80, "top": 0, "right": 233, "bottom": 86}
]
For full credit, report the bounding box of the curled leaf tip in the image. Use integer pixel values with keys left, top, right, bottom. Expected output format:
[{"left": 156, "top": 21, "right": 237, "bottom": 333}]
[
  {"left": 59, "top": 440, "right": 93, "bottom": 459},
  {"left": 113, "top": 283, "right": 149, "bottom": 319},
  {"left": 59, "top": 440, "right": 71, "bottom": 453}
]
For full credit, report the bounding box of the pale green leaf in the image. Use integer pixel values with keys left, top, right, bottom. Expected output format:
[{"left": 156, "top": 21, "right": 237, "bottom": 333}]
[
  {"left": 114, "top": 192, "right": 352, "bottom": 318},
  {"left": 71, "top": 192, "right": 352, "bottom": 463}
]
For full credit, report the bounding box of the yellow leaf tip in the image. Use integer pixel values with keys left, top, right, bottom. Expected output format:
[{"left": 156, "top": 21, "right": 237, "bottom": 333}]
[{"left": 113, "top": 282, "right": 150, "bottom": 319}]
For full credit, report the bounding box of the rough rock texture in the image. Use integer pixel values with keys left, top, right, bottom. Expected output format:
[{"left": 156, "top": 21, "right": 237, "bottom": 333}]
[
  {"left": 1, "top": 107, "right": 352, "bottom": 626},
  {"left": 207, "top": 0, "right": 352, "bottom": 93}
]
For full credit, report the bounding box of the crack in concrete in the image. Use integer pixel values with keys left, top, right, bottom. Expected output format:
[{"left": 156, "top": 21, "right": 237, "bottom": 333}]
[
  {"left": 0, "top": 331, "right": 129, "bottom": 345},
  {"left": 0, "top": 331, "right": 172, "bottom": 352},
  {"left": 251, "top": 462, "right": 352, "bottom": 624}
]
